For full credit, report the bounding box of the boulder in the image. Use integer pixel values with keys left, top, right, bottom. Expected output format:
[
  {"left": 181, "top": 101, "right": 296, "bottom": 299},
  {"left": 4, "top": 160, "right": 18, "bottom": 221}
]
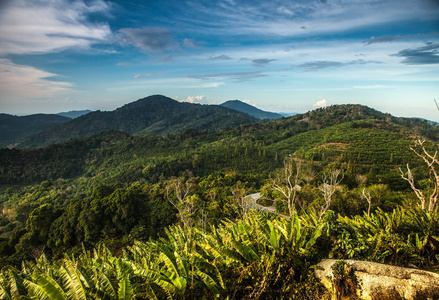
[{"left": 315, "top": 259, "right": 439, "bottom": 300}]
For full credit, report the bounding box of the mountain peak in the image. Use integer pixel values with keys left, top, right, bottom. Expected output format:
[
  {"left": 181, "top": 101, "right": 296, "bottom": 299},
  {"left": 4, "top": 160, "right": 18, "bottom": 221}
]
[
  {"left": 220, "top": 100, "right": 282, "bottom": 120},
  {"left": 18, "top": 95, "right": 257, "bottom": 147}
]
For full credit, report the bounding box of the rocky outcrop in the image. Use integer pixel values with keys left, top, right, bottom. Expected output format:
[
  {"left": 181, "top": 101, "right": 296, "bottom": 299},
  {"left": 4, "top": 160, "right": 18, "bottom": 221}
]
[{"left": 315, "top": 259, "right": 439, "bottom": 300}]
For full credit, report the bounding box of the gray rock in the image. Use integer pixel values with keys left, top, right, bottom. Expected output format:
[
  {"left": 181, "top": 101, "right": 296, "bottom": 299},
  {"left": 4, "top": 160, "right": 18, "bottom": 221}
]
[{"left": 315, "top": 259, "right": 439, "bottom": 300}]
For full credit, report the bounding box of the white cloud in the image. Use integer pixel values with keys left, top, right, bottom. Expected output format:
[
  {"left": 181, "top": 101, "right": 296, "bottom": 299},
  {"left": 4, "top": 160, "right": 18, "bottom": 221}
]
[
  {"left": 181, "top": 95, "right": 207, "bottom": 104},
  {"left": 313, "top": 99, "right": 328, "bottom": 108},
  {"left": 0, "top": 0, "right": 112, "bottom": 55},
  {"left": 0, "top": 58, "right": 72, "bottom": 99}
]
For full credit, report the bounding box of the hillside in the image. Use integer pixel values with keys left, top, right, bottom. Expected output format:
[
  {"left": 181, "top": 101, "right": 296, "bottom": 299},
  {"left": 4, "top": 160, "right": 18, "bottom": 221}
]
[
  {"left": 2, "top": 104, "right": 437, "bottom": 187},
  {"left": 1, "top": 102, "right": 439, "bottom": 283},
  {"left": 0, "top": 113, "right": 70, "bottom": 148},
  {"left": 220, "top": 100, "right": 283, "bottom": 120},
  {"left": 18, "top": 95, "right": 257, "bottom": 147},
  {"left": 57, "top": 109, "right": 92, "bottom": 119}
]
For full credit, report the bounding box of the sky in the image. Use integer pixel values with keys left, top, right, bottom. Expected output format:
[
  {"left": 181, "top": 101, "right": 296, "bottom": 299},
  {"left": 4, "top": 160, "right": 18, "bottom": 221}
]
[{"left": 0, "top": 0, "right": 438, "bottom": 120}]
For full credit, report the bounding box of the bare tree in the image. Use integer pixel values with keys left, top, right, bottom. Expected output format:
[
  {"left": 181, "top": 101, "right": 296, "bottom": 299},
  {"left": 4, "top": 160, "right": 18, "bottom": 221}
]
[
  {"left": 318, "top": 169, "right": 343, "bottom": 220},
  {"left": 368, "top": 184, "right": 388, "bottom": 207},
  {"left": 302, "top": 165, "right": 317, "bottom": 186},
  {"left": 166, "top": 178, "right": 197, "bottom": 227},
  {"left": 230, "top": 181, "right": 252, "bottom": 218},
  {"left": 272, "top": 156, "right": 302, "bottom": 216},
  {"left": 355, "top": 174, "right": 367, "bottom": 186},
  {"left": 361, "top": 188, "right": 372, "bottom": 217},
  {"left": 399, "top": 139, "right": 439, "bottom": 213}
]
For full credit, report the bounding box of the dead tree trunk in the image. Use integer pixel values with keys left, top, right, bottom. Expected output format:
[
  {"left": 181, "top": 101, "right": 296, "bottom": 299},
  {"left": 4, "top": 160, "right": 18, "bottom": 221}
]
[
  {"left": 399, "top": 139, "right": 439, "bottom": 213},
  {"left": 361, "top": 188, "right": 372, "bottom": 217},
  {"left": 166, "top": 178, "right": 197, "bottom": 227},
  {"left": 272, "top": 156, "right": 302, "bottom": 216},
  {"left": 318, "top": 169, "right": 343, "bottom": 220}
]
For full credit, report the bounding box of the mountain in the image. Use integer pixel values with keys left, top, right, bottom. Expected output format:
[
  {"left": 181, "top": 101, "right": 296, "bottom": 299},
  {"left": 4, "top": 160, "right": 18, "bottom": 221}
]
[
  {"left": 19, "top": 95, "right": 257, "bottom": 147},
  {"left": 0, "top": 113, "right": 70, "bottom": 148},
  {"left": 220, "top": 100, "right": 283, "bottom": 120},
  {"left": 4, "top": 103, "right": 439, "bottom": 186},
  {"left": 278, "top": 112, "right": 298, "bottom": 117},
  {"left": 2, "top": 103, "right": 439, "bottom": 291},
  {"left": 57, "top": 110, "right": 92, "bottom": 119}
]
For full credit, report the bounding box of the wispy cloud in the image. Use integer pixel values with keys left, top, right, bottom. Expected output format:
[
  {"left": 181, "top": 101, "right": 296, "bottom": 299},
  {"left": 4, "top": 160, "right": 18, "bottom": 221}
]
[
  {"left": 298, "top": 59, "right": 381, "bottom": 71},
  {"left": 363, "top": 32, "right": 439, "bottom": 45},
  {"left": 182, "top": 0, "right": 437, "bottom": 38},
  {"left": 184, "top": 70, "right": 267, "bottom": 82},
  {"left": 211, "top": 55, "right": 232, "bottom": 61},
  {"left": 183, "top": 38, "right": 200, "bottom": 48},
  {"left": 391, "top": 43, "right": 439, "bottom": 65},
  {"left": 0, "top": 58, "right": 72, "bottom": 99},
  {"left": 353, "top": 85, "right": 393, "bottom": 89},
  {"left": 252, "top": 59, "right": 276, "bottom": 67},
  {"left": 0, "top": 0, "right": 112, "bottom": 55},
  {"left": 117, "top": 27, "right": 176, "bottom": 52},
  {"left": 133, "top": 72, "right": 163, "bottom": 79}
]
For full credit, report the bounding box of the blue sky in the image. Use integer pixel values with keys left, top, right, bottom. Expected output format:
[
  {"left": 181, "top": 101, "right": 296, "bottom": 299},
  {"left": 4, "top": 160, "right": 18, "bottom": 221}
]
[{"left": 0, "top": 0, "right": 438, "bottom": 120}]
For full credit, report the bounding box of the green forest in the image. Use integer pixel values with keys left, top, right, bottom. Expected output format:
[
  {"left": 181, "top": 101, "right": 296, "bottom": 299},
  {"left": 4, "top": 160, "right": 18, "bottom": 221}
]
[{"left": 0, "top": 104, "right": 439, "bottom": 299}]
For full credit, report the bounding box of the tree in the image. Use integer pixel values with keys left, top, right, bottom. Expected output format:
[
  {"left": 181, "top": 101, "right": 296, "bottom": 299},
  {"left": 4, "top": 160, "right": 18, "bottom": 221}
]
[
  {"left": 361, "top": 188, "right": 372, "bottom": 217},
  {"left": 271, "top": 156, "right": 302, "bottom": 216},
  {"left": 166, "top": 178, "right": 197, "bottom": 227},
  {"left": 318, "top": 169, "right": 343, "bottom": 220},
  {"left": 399, "top": 139, "right": 439, "bottom": 213},
  {"left": 230, "top": 181, "right": 251, "bottom": 218}
]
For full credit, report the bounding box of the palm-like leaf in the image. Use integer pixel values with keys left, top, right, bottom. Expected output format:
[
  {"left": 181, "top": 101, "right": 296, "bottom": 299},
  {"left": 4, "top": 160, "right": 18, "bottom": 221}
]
[
  {"left": 117, "top": 275, "right": 133, "bottom": 300},
  {"left": 24, "top": 273, "right": 67, "bottom": 300},
  {"left": 59, "top": 259, "right": 90, "bottom": 300}
]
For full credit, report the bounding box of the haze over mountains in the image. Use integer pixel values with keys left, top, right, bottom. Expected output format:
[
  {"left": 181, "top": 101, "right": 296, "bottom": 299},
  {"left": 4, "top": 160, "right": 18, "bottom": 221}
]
[
  {"left": 57, "top": 110, "right": 92, "bottom": 119},
  {"left": 1, "top": 94, "right": 437, "bottom": 149},
  {"left": 13, "top": 95, "right": 262, "bottom": 147},
  {"left": 2, "top": 100, "right": 439, "bottom": 187},
  {"left": 220, "top": 100, "right": 283, "bottom": 120},
  {"left": 0, "top": 114, "right": 70, "bottom": 148}
]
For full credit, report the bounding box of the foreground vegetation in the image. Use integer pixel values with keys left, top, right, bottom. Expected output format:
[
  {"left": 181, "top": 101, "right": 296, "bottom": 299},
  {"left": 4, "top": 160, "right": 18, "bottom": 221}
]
[
  {"left": 1, "top": 205, "right": 438, "bottom": 299},
  {"left": 1, "top": 104, "right": 439, "bottom": 298}
]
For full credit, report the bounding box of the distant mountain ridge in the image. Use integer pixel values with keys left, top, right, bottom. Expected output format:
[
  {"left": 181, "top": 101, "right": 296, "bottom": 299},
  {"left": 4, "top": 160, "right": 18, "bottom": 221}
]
[
  {"left": 220, "top": 100, "right": 283, "bottom": 120},
  {"left": 57, "top": 110, "right": 92, "bottom": 119},
  {"left": 19, "top": 95, "right": 257, "bottom": 147},
  {"left": 0, "top": 113, "right": 70, "bottom": 148},
  {"left": 3, "top": 102, "right": 439, "bottom": 186},
  {"left": 6, "top": 96, "right": 439, "bottom": 149}
]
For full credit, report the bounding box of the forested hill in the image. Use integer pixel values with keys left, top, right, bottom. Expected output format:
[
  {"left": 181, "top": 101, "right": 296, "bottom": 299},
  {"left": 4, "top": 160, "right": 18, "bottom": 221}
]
[
  {"left": 220, "top": 100, "right": 283, "bottom": 120},
  {"left": 2, "top": 102, "right": 439, "bottom": 270},
  {"left": 265, "top": 104, "right": 438, "bottom": 140},
  {"left": 2, "top": 103, "right": 438, "bottom": 187},
  {"left": 57, "top": 109, "right": 92, "bottom": 119},
  {"left": 19, "top": 95, "right": 257, "bottom": 148},
  {"left": 0, "top": 113, "right": 70, "bottom": 148}
]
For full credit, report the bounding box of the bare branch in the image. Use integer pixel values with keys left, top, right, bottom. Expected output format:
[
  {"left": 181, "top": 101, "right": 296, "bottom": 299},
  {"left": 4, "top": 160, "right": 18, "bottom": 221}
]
[
  {"left": 231, "top": 182, "right": 252, "bottom": 218},
  {"left": 166, "top": 178, "right": 197, "bottom": 227},
  {"left": 271, "top": 156, "right": 302, "bottom": 216},
  {"left": 402, "top": 139, "right": 439, "bottom": 212},
  {"left": 318, "top": 169, "right": 343, "bottom": 220},
  {"left": 399, "top": 164, "right": 426, "bottom": 210},
  {"left": 361, "top": 188, "right": 372, "bottom": 217}
]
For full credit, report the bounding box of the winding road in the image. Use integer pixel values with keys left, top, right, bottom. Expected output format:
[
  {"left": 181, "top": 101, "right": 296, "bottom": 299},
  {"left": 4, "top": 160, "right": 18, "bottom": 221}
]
[{"left": 246, "top": 193, "right": 276, "bottom": 213}]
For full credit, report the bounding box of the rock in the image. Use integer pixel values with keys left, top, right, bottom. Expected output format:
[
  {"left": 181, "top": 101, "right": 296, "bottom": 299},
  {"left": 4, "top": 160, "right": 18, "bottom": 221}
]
[{"left": 315, "top": 259, "right": 439, "bottom": 300}]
